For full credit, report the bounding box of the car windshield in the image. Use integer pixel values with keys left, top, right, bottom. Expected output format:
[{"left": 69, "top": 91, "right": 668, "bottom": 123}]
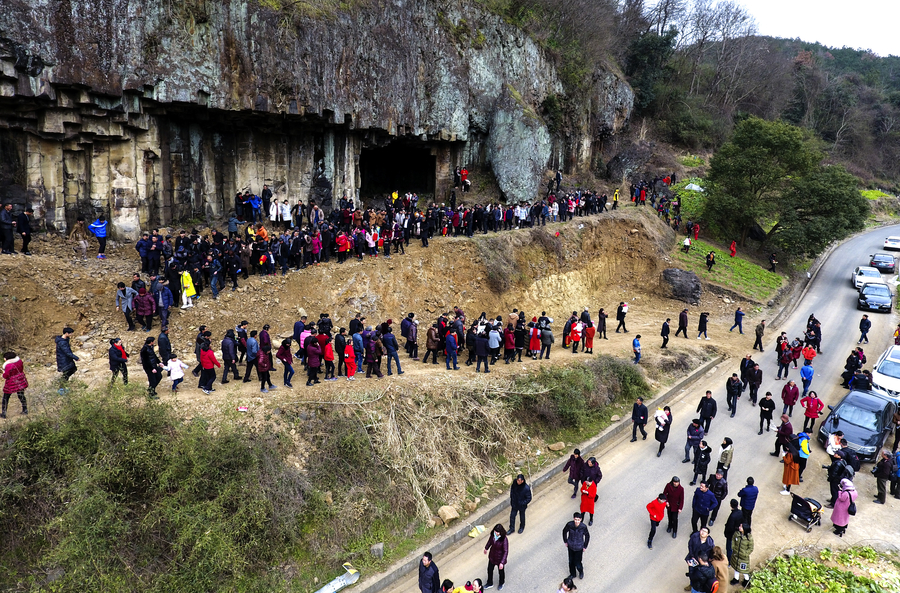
[
  {"left": 836, "top": 403, "right": 880, "bottom": 431},
  {"left": 873, "top": 256, "right": 893, "bottom": 263},
  {"left": 860, "top": 270, "right": 879, "bottom": 277},
  {"left": 877, "top": 359, "right": 900, "bottom": 379},
  {"left": 863, "top": 285, "right": 891, "bottom": 297}
]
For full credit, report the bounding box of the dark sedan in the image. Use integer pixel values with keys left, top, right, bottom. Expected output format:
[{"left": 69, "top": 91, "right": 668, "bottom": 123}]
[
  {"left": 857, "top": 282, "right": 893, "bottom": 312},
  {"left": 869, "top": 252, "right": 896, "bottom": 273},
  {"left": 817, "top": 390, "right": 898, "bottom": 462}
]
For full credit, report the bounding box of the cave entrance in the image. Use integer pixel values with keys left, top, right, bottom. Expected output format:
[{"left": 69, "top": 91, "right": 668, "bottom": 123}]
[{"left": 359, "top": 142, "right": 436, "bottom": 201}]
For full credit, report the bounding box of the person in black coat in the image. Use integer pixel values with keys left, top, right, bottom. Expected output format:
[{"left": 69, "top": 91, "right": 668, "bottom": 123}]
[
  {"left": 691, "top": 441, "right": 712, "bottom": 486},
  {"left": 108, "top": 338, "right": 128, "bottom": 385},
  {"left": 661, "top": 318, "right": 670, "bottom": 348},
  {"left": 696, "top": 391, "right": 718, "bottom": 433},
  {"left": 723, "top": 499, "right": 744, "bottom": 561},
  {"left": 418, "top": 552, "right": 440, "bottom": 593},
  {"left": 675, "top": 309, "right": 688, "bottom": 338},
  {"left": 157, "top": 326, "right": 172, "bottom": 365},
  {"left": 16, "top": 207, "right": 33, "bottom": 255},
  {"left": 631, "top": 396, "right": 648, "bottom": 441},
  {"left": 221, "top": 329, "right": 240, "bottom": 382},
  {"left": 615, "top": 302, "right": 628, "bottom": 333},
  {"left": 655, "top": 405, "right": 672, "bottom": 457},
  {"left": 580, "top": 457, "right": 602, "bottom": 484},
  {"left": 140, "top": 336, "right": 163, "bottom": 398},
  {"left": 563, "top": 448, "right": 585, "bottom": 498},
  {"left": 725, "top": 373, "right": 742, "bottom": 418},
  {"left": 508, "top": 474, "right": 532, "bottom": 534}
]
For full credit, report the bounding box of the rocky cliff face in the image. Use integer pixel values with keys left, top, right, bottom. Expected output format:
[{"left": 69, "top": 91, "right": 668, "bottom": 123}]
[{"left": 0, "top": 0, "right": 632, "bottom": 238}]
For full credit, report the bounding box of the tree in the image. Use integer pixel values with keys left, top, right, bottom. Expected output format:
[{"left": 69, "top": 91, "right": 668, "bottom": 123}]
[
  {"left": 770, "top": 166, "right": 868, "bottom": 256},
  {"left": 702, "top": 116, "right": 868, "bottom": 256}
]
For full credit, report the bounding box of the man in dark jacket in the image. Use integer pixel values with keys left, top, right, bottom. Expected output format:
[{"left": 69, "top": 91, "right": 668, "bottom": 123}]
[
  {"left": 739, "top": 354, "right": 755, "bottom": 392},
  {"left": 723, "top": 499, "right": 744, "bottom": 561},
  {"left": 108, "top": 338, "right": 128, "bottom": 385},
  {"left": 16, "top": 206, "right": 33, "bottom": 255},
  {"left": 661, "top": 317, "right": 670, "bottom": 348},
  {"left": 0, "top": 203, "right": 16, "bottom": 254},
  {"left": 725, "top": 373, "right": 742, "bottom": 418},
  {"left": 690, "top": 481, "right": 718, "bottom": 533},
  {"left": 418, "top": 552, "right": 440, "bottom": 593},
  {"left": 748, "top": 364, "right": 763, "bottom": 404},
  {"left": 663, "top": 476, "right": 685, "bottom": 538},
  {"left": 562, "top": 513, "right": 590, "bottom": 580},
  {"left": 631, "top": 396, "right": 648, "bottom": 441},
  {"left": 615, "top": 302, "right": 627, "bottom": 333},
  {"left": 221, "top": 329, "right": 240, "bottom": 383},
  {"left": 140, "top": 336, "right": 163, "bottom": 399},
  {"left": 873, "top": 449, "right": 896, "bottom": 504},
  {"left": 688, "top": 553, "right": 716, "bottom": 593},
  {"left": 675, "top": 309, "right": 688, "bottom": 338},
  {"left": 737, "top": 477, "right": 758, "bottom": 525},
  {"left": 563, "top": 448, "right": 585, "bottom": 498},
  {"left": 157, "top": 326, "right": 172, "bottom": 365},
  {"left": 696, "top": 391, "right": 718, "bottom": 433},
  {"left": 683, "top": 419, "right": 705, "bottom": 463},
  {"left": 707, "top": 469, "right": 728, "bottom": 526},
  {"left": 508, "top": 474, "right": 532, "bottom": 534},
  {"left": 55, "top": 327, "right": 79, "bottom": 381}
]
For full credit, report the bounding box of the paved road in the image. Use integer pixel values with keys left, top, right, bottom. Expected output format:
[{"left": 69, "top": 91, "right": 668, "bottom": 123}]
[{"left": 387, "top": 225, "right": 900, "bottom": 593}]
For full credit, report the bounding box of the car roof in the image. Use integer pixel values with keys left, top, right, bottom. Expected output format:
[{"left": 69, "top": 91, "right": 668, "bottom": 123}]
[
  {"left": 887, "top": 236, "right": 900, "bottom": 240},
  {"left": 872, "top": 253, "right": 895, "bottom": 258},
  {"left": 884, "top": 346, "right": 900, "bottom": 363},
  {"left": 843, "top": 389, "right": 897, "bottom": 408}
]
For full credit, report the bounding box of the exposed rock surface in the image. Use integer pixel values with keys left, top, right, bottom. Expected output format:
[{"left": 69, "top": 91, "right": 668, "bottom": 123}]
[
  {"left": 0, "top": 0, "right": 633, "bottom": 238},
  {"left": 661, "top": 268, "right": 702, "bottom": 304}
]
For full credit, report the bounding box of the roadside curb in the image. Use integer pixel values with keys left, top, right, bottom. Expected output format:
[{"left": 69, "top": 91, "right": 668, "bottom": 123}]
[{"left": 350, "top": 355, "right": 725, "bottom": 593}]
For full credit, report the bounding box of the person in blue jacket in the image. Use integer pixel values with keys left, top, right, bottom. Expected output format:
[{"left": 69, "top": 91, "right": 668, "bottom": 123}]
[
  {"left": 135, "top": 232, "right": 151, "bottom": 273},
  {"left": 737, "top": 477, "right": 758, "bottom": 525},
  {"left": 690, "top": 481, "right": 718, "bottom": 533},
  {"left": 729, "top": 307, "right": 745, "bottom": 333},
  {"left": 445, "top": 331, "right": 459, "bottom": 370},
  {"left": 88, "top": 214, "right": 109, "bottom": 259}
]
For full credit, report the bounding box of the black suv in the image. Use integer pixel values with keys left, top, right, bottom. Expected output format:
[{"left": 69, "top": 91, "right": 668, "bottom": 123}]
[{"left": 817, "top": 390, "right": 898, "bottom": 463}]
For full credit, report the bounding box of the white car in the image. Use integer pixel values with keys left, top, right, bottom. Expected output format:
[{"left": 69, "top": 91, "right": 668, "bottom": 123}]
[
  {"left": 871, "top": 345, "right": 900, "bottom": 400},
  {"left": 884, "top": 236, "right": 900, "bottom": 251},
  {"left": 852, "top": 266, "right": 882, "bottom": 289}
]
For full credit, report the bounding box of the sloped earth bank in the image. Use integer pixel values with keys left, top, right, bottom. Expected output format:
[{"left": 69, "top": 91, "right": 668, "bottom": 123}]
[{"left": 0, "top": 209, "right": 776, "bottom": 584}]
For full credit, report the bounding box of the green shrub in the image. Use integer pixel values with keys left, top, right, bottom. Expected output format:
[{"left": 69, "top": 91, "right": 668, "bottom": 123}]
[
  {"left": 679, "top": 154, "right": 705, "bottom": 168},
  {"left": 862, "top": 188, "right": 892, "bottom": 200},
  {"left": 0, "top": 386, "right": 308, "bottom": 592},
  {"left": 511, "top": 355, "right": 651, "bottom": 429}
]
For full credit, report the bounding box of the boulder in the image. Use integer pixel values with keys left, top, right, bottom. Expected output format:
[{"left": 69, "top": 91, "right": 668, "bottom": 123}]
[
  {"left": 610, "top": 414, "right": 621, "bottom": 422},
  {"left": 548, "top": 441, "right": 566, "bottom": 451},
  {"left": 437, "top": 505, "right": 459, "bottom": 525},
  {"left": 370, "top": 542, "right": 384, "bottom": 559},
  {"left": 661, "top": 269, "right": 702, "bottom": 304},
  {"left": 464, "top": 500, "right": 478, "bottom": 512},
  {"left": 502, "top": 475, "right": 513, "bottom": 486}
]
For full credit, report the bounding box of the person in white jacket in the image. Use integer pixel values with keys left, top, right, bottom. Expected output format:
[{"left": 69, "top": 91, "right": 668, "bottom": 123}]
[{"left": 163, "top": 355, "right": 189, "bottom": 392}]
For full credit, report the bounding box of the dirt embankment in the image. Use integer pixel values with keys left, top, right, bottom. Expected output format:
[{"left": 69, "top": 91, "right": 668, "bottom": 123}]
[{"left": 0, "top": 208, "right": 761, "bottom": 393}]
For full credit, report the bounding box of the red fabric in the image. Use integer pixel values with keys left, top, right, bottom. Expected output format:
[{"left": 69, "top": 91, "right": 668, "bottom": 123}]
[
  {"left": 585, "top": 327, "right": 596, "bottom": 349},
  {"left": 2, "top": 358, "right": 28, "bottom": 394},
  {"left": 647, "top": 498, "right": 667, "bottom": 522},
  {"left": 729, "top": 241, "right": 736, "bottom": 257},
  {"left": 580, "top": 480, "right": 597, "bottom": 514},
  {"left": 324, "top": 343, "right": 334, "bottom": 362},
  {"left": 529, "top": 327, "right": 541, "bottom": 351},
  {"left": 114, "top": 344, "right": 128, "bottom": 360},
  {"left": 200, "top": 349, "right": 220, "bottom": 370}
]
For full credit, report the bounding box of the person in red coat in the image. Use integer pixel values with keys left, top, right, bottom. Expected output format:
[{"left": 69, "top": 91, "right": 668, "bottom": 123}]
[
  {"left": 2, "top": 351, "right": 28, "bottom": 418},
  {"left": 729, "top": 241, "right": 737, "bottom": 257},
  {"left": 570, "top": 323, "right": 581, "bottom": 354},
  {"left": 503, "top": 324, "right": 516, "bottom": 364},
  {"left": 584, "top": 323, "right": 595, "bottom": 354},
  {"left": 646, "top": 493, "right": 668, "bottom": 548},
  {"left": 482, "top": 524, "right": 509, "bottom": 589},
  {"left": 199, "top": 343, "right": 220, "bottom": 394},
  {"left": 580, "top": 477, "right": 598, "bottom": 526},
  {"left": 663, "top": 476, "right": 685, "bottom": 538},
  {"left": 344, "top": 341, "right": 356, "bottom": 380},
  {"left": 781, "top": 381, "right": 800, "bottom": 416},
  {"left": 528, "top": 318, "right": 541, "bottom": 359}
]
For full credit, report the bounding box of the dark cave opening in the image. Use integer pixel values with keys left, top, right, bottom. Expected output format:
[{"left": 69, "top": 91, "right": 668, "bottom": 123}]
[{"left": 359, "top": 142, "right": 436, "bottom": 200}]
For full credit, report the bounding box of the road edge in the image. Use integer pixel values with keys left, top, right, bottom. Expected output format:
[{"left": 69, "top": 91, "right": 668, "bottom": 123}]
[{"left": 350, "top": 354, "right": 726, "bottom": 593}]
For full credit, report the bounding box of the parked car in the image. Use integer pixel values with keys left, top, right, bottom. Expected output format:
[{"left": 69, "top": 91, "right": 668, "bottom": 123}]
[
  {"left": 884, "top": 236, "right": 900, "bottom": 251},
  {"left": 868, "top": 253, "right": 897, "bottom": 273},
  {"left": 857, "top": 281, "right": 893, "bottom": 312},
  {"left": 817, "top": 390, "right": 898, "bottom": 463},
  {"left": 872, "top": 345, "right": 900, "bottom": 399},
  {"left": 851, "top": 266, "right": 882, "bottom": 288}
]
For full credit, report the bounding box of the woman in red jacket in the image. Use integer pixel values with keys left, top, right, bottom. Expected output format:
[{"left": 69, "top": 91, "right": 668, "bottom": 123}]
[
  {"left": 344, "top": 340, "right": 356, "bottom": 380},
  {"left": 528, "top": 318, "right": 541, "bottom": 359},
  {"left": 646, "top": 493, "right": 668, "bottom": 549},
  {"left": 199, "top": 343, "right": 220, "bottom": 394},
  {"left": 580, "top": 476, "right": 598, "bottom": 526},
  {"left": 503, "top": 324, "right": 516, "bottom": 364},
  {"left": 2, "top": 351, "right": 28, "bottom": 418},
  {"left": 584, "top": 322, "right": 596, "bottom": 354}
]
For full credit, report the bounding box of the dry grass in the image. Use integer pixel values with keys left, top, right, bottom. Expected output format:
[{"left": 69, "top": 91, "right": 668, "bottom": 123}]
[{"left": 362, "top": 377, "right": 533, "bottom": 518}]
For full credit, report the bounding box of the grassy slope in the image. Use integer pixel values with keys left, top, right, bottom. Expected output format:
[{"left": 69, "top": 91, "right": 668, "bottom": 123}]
[{"left": 672, "top": 238, "right": 784, "bottom": 302}]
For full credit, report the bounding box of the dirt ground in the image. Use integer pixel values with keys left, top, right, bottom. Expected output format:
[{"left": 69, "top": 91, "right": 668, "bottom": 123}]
[{"left": 0, "top": 209, "right": 771, "bottom": 425}]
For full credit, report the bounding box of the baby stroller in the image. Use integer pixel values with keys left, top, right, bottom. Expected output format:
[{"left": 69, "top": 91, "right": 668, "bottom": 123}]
[{"left": 788, "top": 493, "right": 822, "bottom": 532}]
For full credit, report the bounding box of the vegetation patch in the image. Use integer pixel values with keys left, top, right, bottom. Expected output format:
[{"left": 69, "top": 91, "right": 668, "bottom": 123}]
[
  {"left": 749, "top": 547, "right": 898, "bottom": 592},
  {"left": 672, "top": 177, "right": 706, "bottom": 219},
  {"left": 862, "top": 189, "right": 892, "bottom": 200},
  {"left": 679, "top": 154, "right": 705, "bottom": 168},
  {"left": 672, "top": 238, "right": 784, "bottom": 302}
]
